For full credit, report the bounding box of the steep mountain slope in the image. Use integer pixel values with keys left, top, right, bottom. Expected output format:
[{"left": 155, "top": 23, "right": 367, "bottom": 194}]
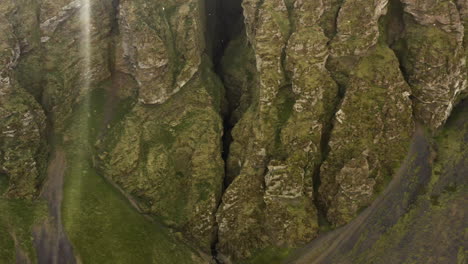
[
  {"left": 288, "top": 100, "right": 468, "bottom": 264},
  {"left": 0, "top": 0, "right": 466, "bottom": 263}
]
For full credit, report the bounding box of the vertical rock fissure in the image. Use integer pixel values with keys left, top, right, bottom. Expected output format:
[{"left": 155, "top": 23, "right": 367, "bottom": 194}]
[
  {"left": 312, "top": 87, "right": 343, "bottom": 229},
  {"left": 281, "top": 0, "right": 294, "bottom": 84},
  {"left": 312, "top": 4, "right": 346, "bottom": 229},
  {"left": 100, "top": 0, "right": 121, "bottom": 132},
  {"left": 204, "top": 0, "right": 245, "bottom": 262},
  {"left": 312, "top": 114, "right": 335, "bottom": 229},
  {"left": 381, "top": 0, "right": 418, "bottom": 120}
]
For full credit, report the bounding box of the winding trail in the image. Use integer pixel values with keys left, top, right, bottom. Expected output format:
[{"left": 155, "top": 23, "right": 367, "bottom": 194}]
[
  {"left": 33, "top": 148, "right": 76, "bottom": 264},
  {"left": 288, "top": 124, "right": 432, "bottom": 264}
]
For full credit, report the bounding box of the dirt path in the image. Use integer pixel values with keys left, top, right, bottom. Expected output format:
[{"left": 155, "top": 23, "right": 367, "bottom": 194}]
[
  {"left": 33, "top": 148, "right": 76, "bottom": 264},
  {"left": 288, "top": 125, "right": 431, "bottom": 264}
]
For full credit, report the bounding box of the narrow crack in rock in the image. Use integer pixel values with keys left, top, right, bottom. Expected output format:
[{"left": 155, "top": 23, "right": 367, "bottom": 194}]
[{"left": 204, "top": 0, "right": 244, "bottom": 262}]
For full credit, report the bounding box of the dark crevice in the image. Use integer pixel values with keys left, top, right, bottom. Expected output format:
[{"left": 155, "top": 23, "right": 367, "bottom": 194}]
[
  {"left": 311, "top": 80, "right": 344, "bottom": 230},
  {"left": 312, "top": 111, "right": 336, "bottom": 230},
  {"left": 205, "top": 0, "right": 244, "bottom": 168},
  {"left": 312, "top": 2, "right": 345, "bottom": 229},
  {"left": 111, "top": 0, "right": 121, "bottom": 35},
  {"left": 210, "top": 0, "right": 244, "bottom": 187},
  {"left": 453, "top": 0, "right": 463, "bottom": 19},
  {"left": 381, "top": 0, "right": 419, "bottom": 122},
  {"left": 327, "top": 0, "right": 345, "bottom": 39},
  {"left": 204, "top": 0, "right": 245, "bottom": 263},
  {"left": 384, "top": 0, "right": 406, "bottom": 47},
  {"left": 281, "top": 0, "right": 295, "bottom": 84},
  {"left": 99, "top": 0, "right": 122, "bottom": 136}
]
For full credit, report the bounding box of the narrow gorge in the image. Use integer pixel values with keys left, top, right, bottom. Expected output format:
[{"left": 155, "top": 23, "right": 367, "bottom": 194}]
[{"left": 0, "top": 0, "right": 466, "bottom": 264}]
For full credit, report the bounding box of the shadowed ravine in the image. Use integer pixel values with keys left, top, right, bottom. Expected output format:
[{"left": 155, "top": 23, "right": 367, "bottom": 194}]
[{"left": 33, "top": 149, "right": 76, "bottom": 264}]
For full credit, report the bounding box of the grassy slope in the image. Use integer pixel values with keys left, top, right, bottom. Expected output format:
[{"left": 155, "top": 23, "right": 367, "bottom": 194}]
[
  {"left": 0, "top": 150, "right": 46, "bottom": 264},
  {"left": 60, "top": 89, "right": 204, "bottom": 264},
  {"left": 0, "top": 198, "right": 46, "bottom": 263}
]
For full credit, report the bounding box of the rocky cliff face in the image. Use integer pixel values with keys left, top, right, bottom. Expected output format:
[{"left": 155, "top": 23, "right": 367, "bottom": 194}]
[
  {"left": 0, "top": 0, "right": 466, "bottom": 263},
  {"left": 0, "top": 1, "right": 47, "bottom": 200}
]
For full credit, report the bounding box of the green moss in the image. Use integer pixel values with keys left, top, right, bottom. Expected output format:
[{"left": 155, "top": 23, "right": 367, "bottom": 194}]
[
  {"left": 62, "top": 154, "right": 200, "bottom": 264},
  {"left": 200, "top": 55, "right": 225, "bottom": 111},
  {"left": 270, "top": 85, "right": 295, "bottom": 159},
  {"left": 353, "top": 45, "right": 395, "bottom": 80},
  {"left": 0, "top": 224, "right": 14, "bottom": 264},
  {"left": 246, "top": 247, "right": 292, "bottom": 264},
  {"left": 58, "top": 87, "right": 205, "bottom": 263},
  {"left": 195, "top": 182, "right": 212, "bottom": 202},
  {"left": 428, "top": 101, "right": 468, "bottom": 193},
  {"left": 268, "top": 2, "right": 291, "bottom": 39},
  {"left": 0, "top": 174, "right": 8, "bottom": 195},
  {"left": 63, "top": 86, "right": 136, "bottom": 145},
  {"left": 0, "top": 198, "right": 47, "bottom": 263},
  {"left": 275, "top": 86, "right": 295, "bottom": 126},
  {"left": 458, "top": 247, "right": 466, "bottom": 264}
]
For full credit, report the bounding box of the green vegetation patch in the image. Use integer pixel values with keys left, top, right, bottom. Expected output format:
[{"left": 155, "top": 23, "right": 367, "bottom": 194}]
[
  {"left": 0, "top": 198, "right": 47, "bottom": 263},
  {"left": 62, "top": 154, "right": 200, "bottom": 264},
  {"left": 60, "top": 88, "right": 203, "bottom": 263},
  {"left": 246, "top": 246, "right": 292, "bottom": 264}
]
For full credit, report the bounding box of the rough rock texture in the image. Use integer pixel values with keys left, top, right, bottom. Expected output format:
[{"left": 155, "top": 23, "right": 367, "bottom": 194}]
[
  {"left": 0, "top": 0, "right": 466, "bottom": 263},
  {"left": 212, "top": 0, "right": 466, "bottom": 260},
  {"left": 289, "top": 100, "right": 468, "bottom": 264},
  {"left": 0, "top": 1, "right": 47, "bottom": 199},
  {"left": 318, "top": 0, "right": 415, "bottom": 226},
  {"left": 40, "top": 0, "right": 114, "bottom": 131},
  {"left": 319, "top": 43, "right": 414, "bottom": 226},
  {"left": 116, "top": 0, "right": 203, "bottom": 105},
  {"left": 216, "top": 0, "right": 337, "bottom": 260},
  {"left": 97, "top": 0, "right": 225, "bottom": 252},
  {"left": 97, "top": 63, "right": 225, "bottom": 251},
  {"left": 397, "top": 0, "right": 466, "bottom": 129}
]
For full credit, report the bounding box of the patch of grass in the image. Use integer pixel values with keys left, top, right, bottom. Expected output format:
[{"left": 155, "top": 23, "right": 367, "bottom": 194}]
[
  {"left": 62, "top": 155, "right": 199, "bottom": 263},
  {"left": 0, "top": 174, "right": 8, "bottom": 195},
  {"left": 247, "top": 247, "right": 292, "bottom": 264},
  {"left": 0, "top": 223, "right": 15, "bottom": 263},
  {"left": 0, "top": 198, "right": 47, "bottom": 263},
  {"left": 428, "top": 101, "right": 468, "bottom": 193},
  {"left": 60, "top": 89, "right": 202, "bottom": 263},
  {"left": 65, "top": 87, "right": 135, "bottom": 144}
]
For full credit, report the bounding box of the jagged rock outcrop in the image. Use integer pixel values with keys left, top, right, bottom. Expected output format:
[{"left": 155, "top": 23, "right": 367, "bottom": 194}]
[
  {"left": 318, "top": 0, "right": 415, "bottom": 226},
  {"left": 97, "top": 0, "right": 224, "bottom": 252},
  {"left": 216, "top": 0, "right": 338, "bottom": 260},
  {"left": 116, "top": 0, "right": 202, "bottom": 105},
  {"left": 319, "top": 44, "right": 414, "bottom": 226},
  {"left": 97, "top": 67, "right": 225, "bottom": 251},
  {"left": 0, "top": 1, "right": 47, "bottom": 199},
  {"left": 396, "top": 0, "right": 466, "bottom": 129}
]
